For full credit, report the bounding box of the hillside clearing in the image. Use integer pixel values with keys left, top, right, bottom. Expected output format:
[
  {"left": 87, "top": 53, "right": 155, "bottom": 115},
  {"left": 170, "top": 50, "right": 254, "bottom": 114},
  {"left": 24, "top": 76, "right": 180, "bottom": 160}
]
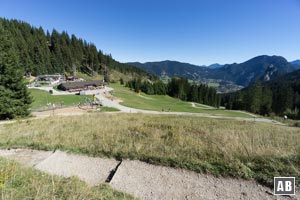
[
  {"left": 109, "top": 83, "right": 253, "bottom": 118},
  {"left": 207, "top": 82, "right": 220, "bottom": 87},
  {"left": 75, "top": 71, "right": 104, "bottom": 81}
]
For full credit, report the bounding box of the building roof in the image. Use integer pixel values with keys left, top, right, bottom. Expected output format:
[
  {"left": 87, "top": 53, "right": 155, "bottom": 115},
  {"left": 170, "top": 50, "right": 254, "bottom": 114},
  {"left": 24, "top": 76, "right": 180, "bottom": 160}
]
[{"left": 58, "top": 80, "right": 105, "bottom": 90}]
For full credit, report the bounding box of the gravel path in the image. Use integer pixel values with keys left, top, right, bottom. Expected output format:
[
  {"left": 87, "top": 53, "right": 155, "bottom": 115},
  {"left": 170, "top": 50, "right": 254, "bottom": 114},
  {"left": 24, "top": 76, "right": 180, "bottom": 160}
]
[
  {"left": 0, "top": 149, "right": 118, "bottom": 186},
  {"left": 0, "top": 149, "right": 52, "bottom": 167},
  {"left": 0, "top": 149, "right": 298, "bottom": 200},
  {"left": 94, "top": 87, "right": 285, "bottom": 125},
  {"left": 35, "top": 150, "right": 119, "bottom": 186},
  {"left": 110, "top": 160, "right": 295, "bottom": 200},
  {"left": 0, "top": 86, "right": 283, "bottom": 126}
]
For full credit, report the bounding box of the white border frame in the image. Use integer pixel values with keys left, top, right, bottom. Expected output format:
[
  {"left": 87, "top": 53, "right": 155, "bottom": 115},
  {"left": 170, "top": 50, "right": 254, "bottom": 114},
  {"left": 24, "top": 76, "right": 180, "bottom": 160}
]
[{"left": 274, "top": 177, "right": 295, "bottom": 195}]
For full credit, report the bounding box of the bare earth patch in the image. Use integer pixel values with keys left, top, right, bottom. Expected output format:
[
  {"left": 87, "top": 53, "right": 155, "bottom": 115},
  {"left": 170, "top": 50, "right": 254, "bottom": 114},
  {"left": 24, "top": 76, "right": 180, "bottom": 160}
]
[{"left": 32, "top": 106, "right": 87, "bottom": 118}]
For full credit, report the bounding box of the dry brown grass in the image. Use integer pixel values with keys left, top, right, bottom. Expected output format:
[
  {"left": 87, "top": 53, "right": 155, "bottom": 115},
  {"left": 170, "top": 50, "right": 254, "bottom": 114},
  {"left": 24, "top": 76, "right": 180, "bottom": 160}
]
[
  {"left": 0, "top": 158, "right": 136, "bottom": 200},
  {"left": 1, "top": 113, "right": 300, "bottom": 186}
]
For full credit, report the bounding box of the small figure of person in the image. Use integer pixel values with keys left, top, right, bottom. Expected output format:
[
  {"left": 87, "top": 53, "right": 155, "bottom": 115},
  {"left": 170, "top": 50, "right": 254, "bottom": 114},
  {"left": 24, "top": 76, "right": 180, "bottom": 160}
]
[
  {"left": 93, "top": 94, "right": 97, "bottom": 103},
  {"left": 284, "top": 115, "right": 288, "bottom": 120}
]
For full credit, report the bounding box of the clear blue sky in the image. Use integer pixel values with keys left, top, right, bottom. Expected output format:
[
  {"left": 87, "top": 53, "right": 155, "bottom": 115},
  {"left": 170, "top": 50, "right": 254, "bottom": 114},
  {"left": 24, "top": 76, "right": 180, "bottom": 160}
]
[{"left": 1, "top": 0, "right": 300, "bottom": 65}]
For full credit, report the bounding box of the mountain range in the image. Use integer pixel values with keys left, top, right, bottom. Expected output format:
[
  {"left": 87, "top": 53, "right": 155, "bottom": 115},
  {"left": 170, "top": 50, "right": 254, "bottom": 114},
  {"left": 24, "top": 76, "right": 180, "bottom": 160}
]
[
  {"left": 127, "top": 55, "right": 299, "bottom": 87},
  {"left": 290, "top": 60, "right": 300, "bottom": 68},
  {"left": 127, "top": 61, "right": 208, "bottom": 80},
  {"left": 208, "top": 63, "right": 223, "bottom": 69}
]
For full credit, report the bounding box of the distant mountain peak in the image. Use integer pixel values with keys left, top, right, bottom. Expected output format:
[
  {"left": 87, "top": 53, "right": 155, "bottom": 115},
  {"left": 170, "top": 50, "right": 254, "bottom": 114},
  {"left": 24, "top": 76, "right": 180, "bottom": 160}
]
[
  {"left": 290, "top": 60, "right": 300, "bottom": 69},
  {"left": 208, "top": 63, "right": 223, "bottom": 69},
  {"left": 291, "top": 59, "right": 300, "bottom": 63}
]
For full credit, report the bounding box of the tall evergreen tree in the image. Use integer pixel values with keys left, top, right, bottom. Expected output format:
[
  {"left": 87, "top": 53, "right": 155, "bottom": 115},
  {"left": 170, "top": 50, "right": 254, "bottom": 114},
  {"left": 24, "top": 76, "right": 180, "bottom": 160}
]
[
  {"left": 260, "top": 86, "right": 272, "bottom": 115},
  {"left": 0, "top": 23, "right": 32, "bottom": 119},
  {"left": 243, "top": 81, "right": 262, "bottom": 113}
]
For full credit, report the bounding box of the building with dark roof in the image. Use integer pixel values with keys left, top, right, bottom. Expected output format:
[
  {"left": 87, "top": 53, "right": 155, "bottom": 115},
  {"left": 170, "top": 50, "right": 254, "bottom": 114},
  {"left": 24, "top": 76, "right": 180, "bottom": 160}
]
[{"left": 57, "top": 80, "right": 105, "bottom": 92}]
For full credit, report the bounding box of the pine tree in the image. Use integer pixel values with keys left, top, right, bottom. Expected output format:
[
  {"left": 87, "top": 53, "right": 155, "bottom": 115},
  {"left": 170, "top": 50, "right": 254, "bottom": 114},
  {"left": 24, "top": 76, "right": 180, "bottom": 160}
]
[
  {"left": 188, "top": 84, "right": 198, "bottom": 102},
  {"left": 103, "top": 65, "right": 111, "bottom": 83},
  {"left": 0, "top": 23, "right": 32, "bottom": 119},
  {"left": 120, "top": 77, "right": 124, "bottom": 85},
  {"left": 216, "top": 94, "right": 221, "bottom": 108},
  {"left": 260, "top": 86, "right": 272, "bottom": 115},
  {"left": 243, "top": 81, "right": 262, "bottom": 113},
  {"left": 153, "top": 81, "right": 167, "bottom": 95},
  {"left": 142, "top": 81, "right": 154, "bottom": 94}
]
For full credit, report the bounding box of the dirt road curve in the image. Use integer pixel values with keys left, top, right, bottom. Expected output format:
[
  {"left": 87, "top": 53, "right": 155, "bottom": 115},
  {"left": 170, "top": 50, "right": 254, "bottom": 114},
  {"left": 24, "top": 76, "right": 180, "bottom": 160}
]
[
  {"left": 97, "top": 87, "right": 284, "bottom": 125},
  {"left": 0, "top": 86, "right": 284, "bottom": 126},
  {"left": 0, "top": 149, "right": 297, "bottom": 200}
]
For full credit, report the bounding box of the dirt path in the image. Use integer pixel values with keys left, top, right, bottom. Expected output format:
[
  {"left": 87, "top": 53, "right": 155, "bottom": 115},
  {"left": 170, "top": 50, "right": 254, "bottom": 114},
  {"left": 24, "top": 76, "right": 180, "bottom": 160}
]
[
  {"left": 96, "top": 87, "right": 285, "bottom": 125},
  {"left": 0, "top": 107, "right": 89, "bottom": 125},
  {"left": 32, "top": 106, "right": 87, "bottom": 118},
  {"left": 0, "top": 149, "right": 297, "bottom": 200},
  {"left": 0, "top": 86, "right": 284, "bottom": 126}
]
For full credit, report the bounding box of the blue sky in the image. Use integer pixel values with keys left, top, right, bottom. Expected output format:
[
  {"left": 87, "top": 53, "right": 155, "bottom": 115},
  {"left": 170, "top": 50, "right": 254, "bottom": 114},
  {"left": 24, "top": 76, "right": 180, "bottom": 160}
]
[{"left": 1, "top": 0, "right": 300, "bottom": 65}]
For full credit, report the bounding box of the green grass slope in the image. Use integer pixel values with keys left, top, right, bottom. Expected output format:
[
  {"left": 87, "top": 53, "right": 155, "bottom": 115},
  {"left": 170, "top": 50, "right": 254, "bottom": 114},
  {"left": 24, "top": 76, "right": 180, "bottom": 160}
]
[
  {"left": 110, "top": 83, "right": 253, "bottom": 118},
  {"left": 29, "top": 89, "right": 91, "bottom": 110}
]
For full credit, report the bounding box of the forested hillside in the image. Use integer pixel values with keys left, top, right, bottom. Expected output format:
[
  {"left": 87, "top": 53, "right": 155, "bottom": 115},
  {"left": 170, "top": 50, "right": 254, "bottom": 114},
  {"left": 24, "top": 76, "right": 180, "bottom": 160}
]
[
  {"left": 222, "top": 70, "right": 300, "bottom": 119},
  {"left": 0, "top": 18, "right": 155, "bottom": 79}
]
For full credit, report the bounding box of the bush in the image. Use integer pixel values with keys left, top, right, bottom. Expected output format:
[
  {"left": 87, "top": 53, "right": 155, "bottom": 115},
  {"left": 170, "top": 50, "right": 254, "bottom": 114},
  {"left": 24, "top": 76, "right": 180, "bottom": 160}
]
[
  {"left": 119, "top": 78, "right": 124, "bottom": 85},
  {"left": 284, "top": 108, "right": 299, "bottom": 120}
]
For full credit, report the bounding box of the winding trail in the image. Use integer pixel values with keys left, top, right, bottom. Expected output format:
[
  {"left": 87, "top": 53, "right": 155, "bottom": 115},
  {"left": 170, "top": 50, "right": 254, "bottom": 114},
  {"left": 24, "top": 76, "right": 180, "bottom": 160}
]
[
  {"left": 0, "top": 86, "right": 284, "bottom": 126},
  {"left": 0, "top": 148, "right": 297, "bottom": 200},
  {"left": 95, "top": 87, "right": 284, "bottom": 125}
]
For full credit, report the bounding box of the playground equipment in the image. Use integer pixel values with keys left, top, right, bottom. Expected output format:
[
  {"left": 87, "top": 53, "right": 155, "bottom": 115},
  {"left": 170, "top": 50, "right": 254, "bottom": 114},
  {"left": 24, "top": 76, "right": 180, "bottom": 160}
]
[{"left": 78, "top": 96, "right": 103, "bottom": 110}]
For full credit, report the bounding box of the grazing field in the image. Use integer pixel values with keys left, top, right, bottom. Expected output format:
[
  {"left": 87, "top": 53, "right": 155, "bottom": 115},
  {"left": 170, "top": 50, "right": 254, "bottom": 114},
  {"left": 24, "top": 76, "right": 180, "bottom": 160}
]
[
  {"left": 29, "top": 89, "right": 91, "bottom": 110},
  {"left": 0, "top": 158, "right": 135, "bottom": 200},
  {"left": 1, "top": 113, "right": 299, "bottom": 187},
  {"left": 76, "top": 72, "right": 104, "bottom": 81},
  {"left": 110, "top": 83, "right": 253, "bottom": 118},
  {"left": 207, "top": 82, "right": 220, "bottom": 87}
]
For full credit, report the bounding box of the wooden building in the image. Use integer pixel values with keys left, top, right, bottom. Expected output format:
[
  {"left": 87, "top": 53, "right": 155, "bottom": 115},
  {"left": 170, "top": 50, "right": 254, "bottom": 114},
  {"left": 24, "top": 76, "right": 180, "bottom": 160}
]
[{"left": 57, "top": 80, "right": 105, "bottom": 92}]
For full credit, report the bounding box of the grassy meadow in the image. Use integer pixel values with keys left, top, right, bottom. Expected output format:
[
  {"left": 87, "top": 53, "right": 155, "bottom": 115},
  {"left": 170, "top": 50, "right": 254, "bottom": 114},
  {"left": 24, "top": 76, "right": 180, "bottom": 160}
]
[
  {"left": 29, "top": 89, "right": 91, "bottom": 110},
  {"left": 0, "top": 158, "right": 135, "bottom": 200},
  {"left": 207, "top": 82, "right": 220, "bottom": 87},
  {"left": 76, "top": 72, "right": 104, "bottom": 81},
  {"left": 110, "top": 83, "right": 253, "bottom": 118},
  {"left": 1, "top": 113, "right": 300, "bottom": 187}
]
